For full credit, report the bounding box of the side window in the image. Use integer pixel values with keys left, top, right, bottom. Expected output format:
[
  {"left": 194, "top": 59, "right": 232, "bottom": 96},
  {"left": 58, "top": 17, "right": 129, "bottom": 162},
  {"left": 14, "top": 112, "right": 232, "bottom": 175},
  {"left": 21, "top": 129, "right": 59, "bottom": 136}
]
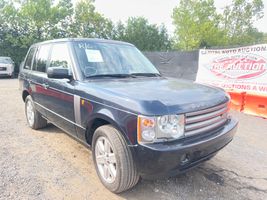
[
  {"left": 32, "top": 45, "right": 51, "bottom": 72},
  {"left": 24, "top": 47, "right": 36, "bottom": 70},
  {"left": 49, "top": 43, "right": 72, "bottom": 69}
]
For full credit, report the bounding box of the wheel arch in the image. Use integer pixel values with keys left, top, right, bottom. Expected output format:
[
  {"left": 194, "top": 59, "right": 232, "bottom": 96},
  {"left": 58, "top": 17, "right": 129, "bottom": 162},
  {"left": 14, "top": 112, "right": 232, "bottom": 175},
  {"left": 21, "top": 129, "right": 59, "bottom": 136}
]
[
  {"left": 85, "top": 112, "right": 132, "bottom": 146},
  {"left": 22, "top": 90, "right": 30, "bottom": 102}
]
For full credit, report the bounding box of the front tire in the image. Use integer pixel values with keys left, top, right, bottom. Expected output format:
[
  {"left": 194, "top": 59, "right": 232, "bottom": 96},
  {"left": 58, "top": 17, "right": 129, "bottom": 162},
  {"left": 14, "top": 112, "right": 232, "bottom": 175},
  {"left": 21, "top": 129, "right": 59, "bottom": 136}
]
[
  {"left": 25, "top": 96, "right": 47, "bottom": 130},
  {"left": 92, "top": 125, "right": 139, "bottom": 193}
]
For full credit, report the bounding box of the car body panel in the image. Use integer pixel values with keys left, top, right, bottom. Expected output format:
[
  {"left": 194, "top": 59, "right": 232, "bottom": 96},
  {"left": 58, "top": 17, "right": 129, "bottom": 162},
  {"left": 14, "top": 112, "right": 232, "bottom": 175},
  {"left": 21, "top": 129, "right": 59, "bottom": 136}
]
[
  {"left": 79, "top": 78, "right": 228, "bottom": 116},
  {"left": 133, "top": 118, "right": 238, "bottom": 178},
  {"left": 18, "top": 38, "right": 238, "bottom": 179}
]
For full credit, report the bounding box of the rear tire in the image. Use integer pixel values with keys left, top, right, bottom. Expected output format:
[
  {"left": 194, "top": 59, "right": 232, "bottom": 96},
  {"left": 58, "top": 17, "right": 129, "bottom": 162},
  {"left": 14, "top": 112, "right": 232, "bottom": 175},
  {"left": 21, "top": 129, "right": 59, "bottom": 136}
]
[
  {"left": 25, "top": 96, "right": 47, "bottom": 130},
  {"left": 92, "top": 125, "right": 139, "bottom": 193}
]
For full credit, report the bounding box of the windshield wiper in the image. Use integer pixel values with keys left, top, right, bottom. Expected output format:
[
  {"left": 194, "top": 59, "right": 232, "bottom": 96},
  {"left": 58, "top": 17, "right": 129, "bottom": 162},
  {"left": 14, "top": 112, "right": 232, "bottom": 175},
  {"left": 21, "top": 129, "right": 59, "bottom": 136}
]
[
  {"left": 87, "top": 74, "right": 133, "bottom": 78},
  {"left": 87, "top": 73, "right": 162, "bottom": 79},
  {"left": 129, "top": 73, "right": 162, "bottom": 77}
]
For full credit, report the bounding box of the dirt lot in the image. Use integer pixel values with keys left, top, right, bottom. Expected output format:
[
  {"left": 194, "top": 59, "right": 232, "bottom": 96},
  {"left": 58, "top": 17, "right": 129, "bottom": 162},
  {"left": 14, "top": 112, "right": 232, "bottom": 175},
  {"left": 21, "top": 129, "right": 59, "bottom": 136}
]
[{"left": 0, "top": 78, "right": 267, "bottom": 200}]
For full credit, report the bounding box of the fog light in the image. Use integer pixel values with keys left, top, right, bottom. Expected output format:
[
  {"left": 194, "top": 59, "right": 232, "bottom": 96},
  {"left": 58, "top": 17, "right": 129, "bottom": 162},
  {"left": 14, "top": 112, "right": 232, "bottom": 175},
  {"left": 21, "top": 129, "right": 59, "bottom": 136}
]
[
  {"left": 180, "top": 153, "right": 190, "bottom": 164},
  {"left": 142, "top": 130, "right": 156, "bottom": 141}
]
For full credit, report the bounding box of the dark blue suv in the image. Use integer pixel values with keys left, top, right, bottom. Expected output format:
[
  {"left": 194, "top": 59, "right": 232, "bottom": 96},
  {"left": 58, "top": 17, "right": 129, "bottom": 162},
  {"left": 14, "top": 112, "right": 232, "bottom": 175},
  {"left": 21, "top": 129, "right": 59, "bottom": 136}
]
[{"left": 19, "top": 38, "right": 238, "bottom": 193}]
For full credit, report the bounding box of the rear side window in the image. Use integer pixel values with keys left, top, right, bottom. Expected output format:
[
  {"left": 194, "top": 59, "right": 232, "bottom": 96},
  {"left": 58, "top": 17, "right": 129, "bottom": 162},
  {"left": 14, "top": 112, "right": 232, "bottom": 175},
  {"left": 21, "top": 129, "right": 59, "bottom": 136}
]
[
  {"left": 24, "top": 47, "right": 36, "bottom": 70},
  {"left": 49, "top": 43, "right": 72, "bottom": 69},
  {"left": 32, "top": 45, "right": 51, "bottom": 72}
]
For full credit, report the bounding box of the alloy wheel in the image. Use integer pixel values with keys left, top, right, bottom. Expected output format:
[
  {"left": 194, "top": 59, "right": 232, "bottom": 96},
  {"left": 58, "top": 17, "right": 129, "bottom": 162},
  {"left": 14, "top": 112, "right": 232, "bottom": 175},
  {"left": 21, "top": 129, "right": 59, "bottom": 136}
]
[
  {"left": 95, "top": 136, "right": 117, "bottom": 183},
  {"left": 26, "top": 100, "right": 34, "bottom": 126}
]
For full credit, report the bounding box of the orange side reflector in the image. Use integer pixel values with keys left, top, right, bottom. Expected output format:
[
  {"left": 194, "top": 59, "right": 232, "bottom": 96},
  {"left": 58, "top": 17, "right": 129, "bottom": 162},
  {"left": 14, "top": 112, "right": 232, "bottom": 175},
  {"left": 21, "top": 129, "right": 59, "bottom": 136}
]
[{"left": 137, "top": 116, "right": 141, "bottom": 143}]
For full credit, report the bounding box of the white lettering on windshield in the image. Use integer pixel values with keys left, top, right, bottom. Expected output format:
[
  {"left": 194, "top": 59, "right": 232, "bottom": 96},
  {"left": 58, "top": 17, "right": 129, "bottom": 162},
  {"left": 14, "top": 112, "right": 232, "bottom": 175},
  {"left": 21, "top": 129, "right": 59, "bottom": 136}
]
[{"left": 78, "top": 43, "right": 93, "bottom": 49}]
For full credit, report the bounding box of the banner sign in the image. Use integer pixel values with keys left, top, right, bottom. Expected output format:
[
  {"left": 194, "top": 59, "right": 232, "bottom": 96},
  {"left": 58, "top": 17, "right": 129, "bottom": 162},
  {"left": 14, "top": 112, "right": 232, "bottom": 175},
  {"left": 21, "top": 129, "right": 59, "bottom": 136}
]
[{"left": 196, "top": 44, "right": 267, "bottom": 95}]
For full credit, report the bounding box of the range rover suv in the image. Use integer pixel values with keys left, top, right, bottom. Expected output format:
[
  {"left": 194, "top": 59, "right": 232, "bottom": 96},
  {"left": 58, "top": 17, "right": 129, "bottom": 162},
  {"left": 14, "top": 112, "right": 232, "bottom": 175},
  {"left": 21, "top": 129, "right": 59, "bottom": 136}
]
[{"left": 19, "top": 38, "right": 238, "bottom": 193}]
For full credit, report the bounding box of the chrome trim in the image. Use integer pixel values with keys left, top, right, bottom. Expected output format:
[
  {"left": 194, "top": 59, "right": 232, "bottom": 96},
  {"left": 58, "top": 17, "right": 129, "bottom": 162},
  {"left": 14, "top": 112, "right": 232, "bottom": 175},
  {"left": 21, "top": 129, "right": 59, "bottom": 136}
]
[
  {"left": 186, "top": 102, "right": 228, "bottom": 117},
  {"left": 185, "top": 115, "right": 225, "bottom": 131},
  {"left": 186, "top": 107, "right": 228, "bottom": 124},
  {"left": 186, "top": 118, "right": 227, "bottom": 136},
  {"left": 74, "top": 95, "right": 81, "bottom": 125},
  {"left": 34, "top": 101, "right": 86, "bottom": 130},
  {"left": 184, "top": 102, "right": 229, "bottom": 137}
]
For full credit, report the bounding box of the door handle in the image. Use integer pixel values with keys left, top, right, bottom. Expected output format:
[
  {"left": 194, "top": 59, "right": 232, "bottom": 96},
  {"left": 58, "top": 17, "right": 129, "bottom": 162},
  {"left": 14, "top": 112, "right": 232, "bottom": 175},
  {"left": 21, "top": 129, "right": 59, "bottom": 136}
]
[{"left": 42, "top": 83, "right": 49, "bottom": 89}]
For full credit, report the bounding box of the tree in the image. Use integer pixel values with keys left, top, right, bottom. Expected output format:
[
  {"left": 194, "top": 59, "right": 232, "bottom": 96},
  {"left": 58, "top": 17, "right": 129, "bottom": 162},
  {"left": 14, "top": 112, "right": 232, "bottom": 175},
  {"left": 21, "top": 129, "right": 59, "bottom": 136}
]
[
  {"left": 71, "top": 0, "right": 114, "bottom": 39},
  {"left": 172, "top": 0, "right": 265, "bottom": 50},
  {"left": 0, "top": 1, "right": 31, "bottom": 67},
  {"left": 264, "top": 33, "right": 267, "bottom": 43},
  {"left": 0, "top": 0, "right": 75, "bottom": 69},
  {"left": 172, "top": 0, "right": 223, "bottom": 50},
  {"left": 51, "top": 0, "right": 74, "bottom": 38},
  {"left": 115, "top": 17, "right": 171, "bottom": 51},
  {"left": 222, "top": 0, "right": 264, "bottom": 45},
  {"left": 0, "top": 0, "right": 114, "bottom": 70}
]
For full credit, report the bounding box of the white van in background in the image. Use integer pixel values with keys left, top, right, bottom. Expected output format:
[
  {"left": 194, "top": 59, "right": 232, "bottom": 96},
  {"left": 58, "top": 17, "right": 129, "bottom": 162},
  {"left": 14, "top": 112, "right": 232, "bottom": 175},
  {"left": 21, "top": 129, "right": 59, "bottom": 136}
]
[{"left": 0, "top": 57, "right": 15, "bottom": 78}]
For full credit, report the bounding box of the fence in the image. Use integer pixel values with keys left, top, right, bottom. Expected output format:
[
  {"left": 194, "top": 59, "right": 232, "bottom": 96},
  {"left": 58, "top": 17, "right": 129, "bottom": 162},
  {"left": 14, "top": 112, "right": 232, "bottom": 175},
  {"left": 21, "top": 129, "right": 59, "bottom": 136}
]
[{"left": 143, "top": 51, "right": 198, "bottom": 80}]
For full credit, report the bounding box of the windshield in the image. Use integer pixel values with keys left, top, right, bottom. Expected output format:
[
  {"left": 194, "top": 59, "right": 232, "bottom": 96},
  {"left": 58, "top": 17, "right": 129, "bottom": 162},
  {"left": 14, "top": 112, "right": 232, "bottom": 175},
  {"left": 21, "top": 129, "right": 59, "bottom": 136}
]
[
  {"left": 73, "top": 41, "right": 160, "bottom": 78},
  {"left": 0, "top": 57, "right": 12, "bottom": 64}
]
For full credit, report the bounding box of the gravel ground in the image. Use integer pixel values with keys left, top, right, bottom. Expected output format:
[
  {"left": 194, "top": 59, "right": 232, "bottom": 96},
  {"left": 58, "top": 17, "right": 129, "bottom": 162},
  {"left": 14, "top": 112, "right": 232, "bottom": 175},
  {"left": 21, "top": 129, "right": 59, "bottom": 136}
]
[{"left": 0, "top": 78, "right": 267, "bottom": 200}]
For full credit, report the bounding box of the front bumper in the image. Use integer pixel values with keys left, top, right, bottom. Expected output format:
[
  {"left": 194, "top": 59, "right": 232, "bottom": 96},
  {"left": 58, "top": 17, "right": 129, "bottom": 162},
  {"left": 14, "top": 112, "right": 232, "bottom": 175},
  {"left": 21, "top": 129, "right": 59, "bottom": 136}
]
[
  {"left": 0, "top": 73, "right": 12, "bottom": 77},
  {"left": 0, "top": 70, "right": 13, "bottom": 77},
  {"left": 131, "top": 117, "right": 238, "bottom": 179},
  {"left": 0, "top": 66, "right": 14, "bottom": 77}
]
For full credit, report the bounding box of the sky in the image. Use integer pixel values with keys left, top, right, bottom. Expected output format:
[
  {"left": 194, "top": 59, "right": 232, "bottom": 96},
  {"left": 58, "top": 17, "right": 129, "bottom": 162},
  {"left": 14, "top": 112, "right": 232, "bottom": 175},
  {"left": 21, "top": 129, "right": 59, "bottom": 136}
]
[{"left": 94, "top": 0, "right": 267, "bottom": 35}]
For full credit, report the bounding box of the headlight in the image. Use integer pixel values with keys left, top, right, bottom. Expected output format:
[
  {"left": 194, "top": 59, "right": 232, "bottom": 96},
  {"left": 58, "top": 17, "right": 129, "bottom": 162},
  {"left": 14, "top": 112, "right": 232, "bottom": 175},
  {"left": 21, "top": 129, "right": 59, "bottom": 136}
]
[{"left": 137, "top": 115, "right": 185, "bottom": 143}]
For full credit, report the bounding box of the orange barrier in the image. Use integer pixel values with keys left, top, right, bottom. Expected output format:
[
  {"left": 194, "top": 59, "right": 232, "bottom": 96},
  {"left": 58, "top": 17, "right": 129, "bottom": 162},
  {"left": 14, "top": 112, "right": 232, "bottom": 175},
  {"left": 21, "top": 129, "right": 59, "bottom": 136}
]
[
  {"left": 225, "top": 90, "right": 267, "bottom": 118},
  {"left": 227, "top": 91, "right": 246, "bottom": 112},
  {"left": 243, "top": 93, "right": 267, "bottom": 118}
]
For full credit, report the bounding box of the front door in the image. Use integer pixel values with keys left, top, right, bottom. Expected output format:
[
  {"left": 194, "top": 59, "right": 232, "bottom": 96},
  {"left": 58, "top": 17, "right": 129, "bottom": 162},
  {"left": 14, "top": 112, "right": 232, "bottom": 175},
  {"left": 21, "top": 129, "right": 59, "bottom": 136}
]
[{"left": 42, "top": 42, "right": 76, "bottom": 136}]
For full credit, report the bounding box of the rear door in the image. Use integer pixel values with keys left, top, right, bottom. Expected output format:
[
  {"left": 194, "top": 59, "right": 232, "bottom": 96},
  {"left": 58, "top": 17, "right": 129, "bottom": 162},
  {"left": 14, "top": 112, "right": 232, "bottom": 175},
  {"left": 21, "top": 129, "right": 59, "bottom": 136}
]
[
  {"left": 19, "top": 47, "right": 36, "bottom": 91},
  {"left": 29, "top": 44, "right": 51, "bottom": 116},
  {"left": 42, "top": 42, "right": 76, "bottom": 135}
]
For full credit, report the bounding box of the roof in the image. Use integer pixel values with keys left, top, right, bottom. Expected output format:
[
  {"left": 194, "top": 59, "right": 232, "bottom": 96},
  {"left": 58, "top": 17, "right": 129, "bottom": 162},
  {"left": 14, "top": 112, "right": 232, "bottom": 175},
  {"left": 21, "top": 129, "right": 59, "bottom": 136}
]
[{"left": 32, "top": 38, "right": 134, "bottom": 47}]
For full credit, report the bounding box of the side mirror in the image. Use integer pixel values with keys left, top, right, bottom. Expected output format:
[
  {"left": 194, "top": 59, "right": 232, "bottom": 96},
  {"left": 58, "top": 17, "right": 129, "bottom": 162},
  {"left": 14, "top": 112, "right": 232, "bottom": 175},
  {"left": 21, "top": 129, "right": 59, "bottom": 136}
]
[{"left": 47, "top": 67, "right": 72, "bottom": 79}]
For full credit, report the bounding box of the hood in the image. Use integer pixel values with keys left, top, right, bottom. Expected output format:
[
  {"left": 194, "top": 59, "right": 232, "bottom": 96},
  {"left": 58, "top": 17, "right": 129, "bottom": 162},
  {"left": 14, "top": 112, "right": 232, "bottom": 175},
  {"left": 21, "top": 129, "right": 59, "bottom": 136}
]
[{"left": 79, "top": 77, "right": 228, "bottom": 115}]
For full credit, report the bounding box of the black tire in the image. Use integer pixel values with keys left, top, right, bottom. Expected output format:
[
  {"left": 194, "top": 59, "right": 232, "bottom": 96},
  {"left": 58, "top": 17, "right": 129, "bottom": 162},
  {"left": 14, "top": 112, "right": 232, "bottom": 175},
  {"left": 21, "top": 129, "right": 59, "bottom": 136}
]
[
  {"left": 92, "top": 125, "right": 139, "bottom": 193},
  {"left": 25, "top": 96, "right": 47, "bottom": 130}
]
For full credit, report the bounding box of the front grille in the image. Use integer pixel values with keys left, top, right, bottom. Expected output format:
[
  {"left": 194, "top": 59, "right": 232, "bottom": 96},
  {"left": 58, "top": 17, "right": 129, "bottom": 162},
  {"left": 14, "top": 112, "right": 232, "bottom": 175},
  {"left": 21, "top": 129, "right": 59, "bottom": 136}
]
[
  {"left": 0, "top": 67, "right": 7, "bottom": 71},
  {"left": 185, "top": 102, "right": 229, "bottom": 137}
]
